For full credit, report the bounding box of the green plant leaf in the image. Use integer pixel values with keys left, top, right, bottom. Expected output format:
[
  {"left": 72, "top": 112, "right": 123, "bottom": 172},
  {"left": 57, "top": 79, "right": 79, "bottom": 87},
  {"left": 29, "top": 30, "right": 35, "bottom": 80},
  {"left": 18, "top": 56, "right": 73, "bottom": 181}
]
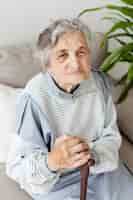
[
  {"left": 102, "top": 16, "right": 118, "bottom": 22},
  {"left": 127, "top": 62, "right": 133, "bottom": 81},
  {"left": 106, "top": 52, "right": 112, "bottom": 57},
  {"left": 120, "top": 53, "right": 133, "bottom": 62},
  {"left": 101, "top": 21, "right": 133, "bottom": 47},
  {"left": 78, "top": 6, "right": 105, "bottom": 17},
  {"left": 104, "top": 12, "right": 133, "bottom": 33},
  {"left": 108, "top": 13, "right": 133, "bottom": 32},
  {"left": 78, "top": 5, "right": 133, "bottom": 19},
  {"left": 121, "top": 0, "right": 133, "bottom": 6},
  {"left": 111, "top": 12, "right": 131, "bottom": 22},
  {"left": 106, "top": 5, "right": 133, "bottom": 19},
  {"left": 120, "top": 54, "right": 133, "bottom": 63},
  {"left": 105, "top": 21, "right": 133, "bottom": 36},
  {"left": 100, "top": 43, "right": 133, "bottom": 72},
  {"left": 100, "top": 47, "right": 122, "bottom": 72},
  {"left": 108, "top": 33, "right": 133, "bottom": 39},
  {"left": 115, "top": 38, "right": 126, "bottom": 46},
  {"left": 122, "top": 43, "right": 133, "bottom": 52}
]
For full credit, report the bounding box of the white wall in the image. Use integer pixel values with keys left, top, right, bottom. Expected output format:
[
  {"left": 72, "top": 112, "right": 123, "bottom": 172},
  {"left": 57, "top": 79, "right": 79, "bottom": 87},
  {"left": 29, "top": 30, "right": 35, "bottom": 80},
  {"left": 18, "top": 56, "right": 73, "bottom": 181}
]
[{"left": 0, "top": 0, "right": 120, "bottom": 46}]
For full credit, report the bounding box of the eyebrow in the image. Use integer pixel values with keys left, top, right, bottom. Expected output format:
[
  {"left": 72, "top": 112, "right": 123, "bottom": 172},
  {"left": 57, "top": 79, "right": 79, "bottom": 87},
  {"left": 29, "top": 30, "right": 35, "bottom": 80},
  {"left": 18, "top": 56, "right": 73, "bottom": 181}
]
[
  {"left": 56, "top": 49, "right": 67, "bottom": 54},
  {"left": 79, "top": 46, "right": 90, "bottom": 52},
  {"left": 55, "top": 46, "right": 90, "bottom": 55}
]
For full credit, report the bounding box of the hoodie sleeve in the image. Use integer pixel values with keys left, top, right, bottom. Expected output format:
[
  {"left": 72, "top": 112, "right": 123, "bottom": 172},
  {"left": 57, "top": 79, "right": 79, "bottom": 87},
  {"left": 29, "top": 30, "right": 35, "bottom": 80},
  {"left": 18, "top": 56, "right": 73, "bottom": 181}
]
[
  {"left": 89, "top": 88, "right": 122, "bottom": 175},
  {"left": 6, "top": 93, "right": 61, "bottom": 197}
]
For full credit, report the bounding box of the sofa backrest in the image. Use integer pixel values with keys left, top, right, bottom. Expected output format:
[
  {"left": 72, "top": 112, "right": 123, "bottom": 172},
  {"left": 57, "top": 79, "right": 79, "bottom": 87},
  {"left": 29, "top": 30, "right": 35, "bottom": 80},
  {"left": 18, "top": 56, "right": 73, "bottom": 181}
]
[{"left": 0, "top": 32, "right": 107, "bottom": 88}]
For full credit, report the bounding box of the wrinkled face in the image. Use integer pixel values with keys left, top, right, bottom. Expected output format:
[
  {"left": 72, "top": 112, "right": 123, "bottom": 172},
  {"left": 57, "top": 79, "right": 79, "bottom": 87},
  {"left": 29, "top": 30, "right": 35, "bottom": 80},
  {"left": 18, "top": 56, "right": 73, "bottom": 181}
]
[{"left": 47, "top": 31, "right": 91, "bottom": 91}]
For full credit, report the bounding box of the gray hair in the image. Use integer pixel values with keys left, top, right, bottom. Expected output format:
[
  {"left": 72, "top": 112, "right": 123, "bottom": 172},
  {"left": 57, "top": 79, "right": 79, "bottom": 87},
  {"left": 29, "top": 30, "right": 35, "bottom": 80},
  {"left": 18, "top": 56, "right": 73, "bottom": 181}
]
[{"left": 36, "top": 18, "right": 91, "bottom": 68}]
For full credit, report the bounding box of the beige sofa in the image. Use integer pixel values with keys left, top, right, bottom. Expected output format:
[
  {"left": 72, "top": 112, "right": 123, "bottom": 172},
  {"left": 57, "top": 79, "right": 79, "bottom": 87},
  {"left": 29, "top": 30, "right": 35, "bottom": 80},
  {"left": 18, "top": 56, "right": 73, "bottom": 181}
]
[
  {"left": 118, "top": 89, "right": 133, "bottom": 174},
  {"left": 0, "top": 32, "right": 132, "bottom": 200}
]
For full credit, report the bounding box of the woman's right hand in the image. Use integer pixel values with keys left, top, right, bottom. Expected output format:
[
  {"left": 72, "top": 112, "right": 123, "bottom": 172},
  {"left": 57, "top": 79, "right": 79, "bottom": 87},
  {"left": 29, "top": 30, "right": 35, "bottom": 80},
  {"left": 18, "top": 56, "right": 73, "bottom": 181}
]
[{"left": 47, "top": 135, "right": 92, "bottom": 172}]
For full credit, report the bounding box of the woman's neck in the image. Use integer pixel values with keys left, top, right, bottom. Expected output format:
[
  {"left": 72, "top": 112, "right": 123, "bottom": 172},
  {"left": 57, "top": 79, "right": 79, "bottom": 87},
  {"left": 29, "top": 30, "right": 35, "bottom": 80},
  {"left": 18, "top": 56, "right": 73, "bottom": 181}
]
[{"left": 51, "top": 75, "right": 80, "bottom": 93}]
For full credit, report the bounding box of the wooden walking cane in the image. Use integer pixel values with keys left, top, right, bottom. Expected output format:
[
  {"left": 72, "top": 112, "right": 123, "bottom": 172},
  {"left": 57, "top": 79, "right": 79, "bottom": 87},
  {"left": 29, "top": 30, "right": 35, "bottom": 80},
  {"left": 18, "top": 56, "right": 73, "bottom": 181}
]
[{"left": 80, "top": 159, "right": 95, "bottom": 200}]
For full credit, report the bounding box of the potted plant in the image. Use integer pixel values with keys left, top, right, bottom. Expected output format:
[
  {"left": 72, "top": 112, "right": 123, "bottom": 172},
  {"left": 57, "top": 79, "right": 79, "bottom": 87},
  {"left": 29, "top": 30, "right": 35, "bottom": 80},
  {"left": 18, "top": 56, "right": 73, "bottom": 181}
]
[{"left": 78, "top": 0, "right": 133, "bottom": 104}]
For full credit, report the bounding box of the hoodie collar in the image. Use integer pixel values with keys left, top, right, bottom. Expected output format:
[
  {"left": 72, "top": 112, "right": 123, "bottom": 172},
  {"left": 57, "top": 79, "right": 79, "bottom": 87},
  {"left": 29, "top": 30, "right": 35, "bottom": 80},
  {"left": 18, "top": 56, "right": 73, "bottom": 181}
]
[{"left": 44, "top": 70, "right": 98, "bottom": 99}]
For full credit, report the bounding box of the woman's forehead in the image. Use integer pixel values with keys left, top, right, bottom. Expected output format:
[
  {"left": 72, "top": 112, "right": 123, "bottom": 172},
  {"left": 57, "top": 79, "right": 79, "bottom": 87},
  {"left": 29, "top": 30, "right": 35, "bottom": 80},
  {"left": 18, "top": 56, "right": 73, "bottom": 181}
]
[{"left": 53, "top": 31, "right": 89, "bottom": 52}]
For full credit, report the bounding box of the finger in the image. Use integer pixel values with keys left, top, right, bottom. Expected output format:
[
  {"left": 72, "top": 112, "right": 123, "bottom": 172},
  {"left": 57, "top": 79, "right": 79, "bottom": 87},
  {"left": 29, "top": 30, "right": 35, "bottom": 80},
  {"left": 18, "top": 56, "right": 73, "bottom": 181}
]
[
  {"left": 59, "top": 134, "right": 71, "bottom": 141},
  {"left": 70, "top": 151, "right": 91, "bottom": 162},
  {"left": 55, "top": 135, "right": 71, "bottom": 146},
  {"left": 65, "top": 137, "right": 83, "bottom": 148},
  {"left": 68, "top": 154, "right": 90, "bottom": 169},
  {"left": 71, "top": 136, "right": 85, "bottom": 143},
  {"left": 70, "top": 143, "right": 89, "bottom": 155}
]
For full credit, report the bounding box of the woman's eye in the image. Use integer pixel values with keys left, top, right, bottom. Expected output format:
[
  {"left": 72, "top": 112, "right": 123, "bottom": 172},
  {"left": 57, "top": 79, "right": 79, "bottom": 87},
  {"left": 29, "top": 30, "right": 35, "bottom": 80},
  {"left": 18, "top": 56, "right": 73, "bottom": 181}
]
[
  {"left": 57, "top": 53, "right": 68, "bottom": 62},
  {"left": 58, "top": 54, "right": 67, "bottom": 58},
  {"left": 79, "top": 51, "right": 86, "bottom": 56}
]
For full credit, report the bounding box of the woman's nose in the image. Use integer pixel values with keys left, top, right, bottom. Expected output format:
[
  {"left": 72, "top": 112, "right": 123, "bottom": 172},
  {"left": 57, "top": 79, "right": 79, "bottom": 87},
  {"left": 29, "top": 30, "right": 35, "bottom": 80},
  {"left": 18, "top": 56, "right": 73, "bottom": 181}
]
[{"left": 70, "top": 55, "right": 80, "bottom": 70}]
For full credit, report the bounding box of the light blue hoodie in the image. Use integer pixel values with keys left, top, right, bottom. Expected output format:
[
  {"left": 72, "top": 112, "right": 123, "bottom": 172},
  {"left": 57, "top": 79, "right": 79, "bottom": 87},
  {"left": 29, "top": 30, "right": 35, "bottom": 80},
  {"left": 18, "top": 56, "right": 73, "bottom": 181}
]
[{"left": 6, "top": 69, "right": 122, "bottom": 197}]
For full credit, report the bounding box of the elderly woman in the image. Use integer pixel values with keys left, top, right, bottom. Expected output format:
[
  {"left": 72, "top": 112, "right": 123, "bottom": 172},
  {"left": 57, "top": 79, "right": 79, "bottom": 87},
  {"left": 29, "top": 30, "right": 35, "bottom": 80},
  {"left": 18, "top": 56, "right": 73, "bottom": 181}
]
[{"left": 6, "top": 18, "right": 133, "bottom": 200}]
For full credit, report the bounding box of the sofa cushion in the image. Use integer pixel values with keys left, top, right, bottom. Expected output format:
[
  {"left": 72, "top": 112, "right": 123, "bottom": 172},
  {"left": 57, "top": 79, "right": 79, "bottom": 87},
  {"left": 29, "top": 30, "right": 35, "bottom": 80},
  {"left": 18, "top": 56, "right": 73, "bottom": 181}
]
[
  {"left": 0, "top": 32, "right": 107, "bottom": 87},
  {"left": 0, "top": 43, "right": 41, "bottom": 88},
  {"left": 0, "top": 164, "right": 31, "bottom": 200},
  {"left": 0, "top": 83, "right": 22, "bottom": 163}
]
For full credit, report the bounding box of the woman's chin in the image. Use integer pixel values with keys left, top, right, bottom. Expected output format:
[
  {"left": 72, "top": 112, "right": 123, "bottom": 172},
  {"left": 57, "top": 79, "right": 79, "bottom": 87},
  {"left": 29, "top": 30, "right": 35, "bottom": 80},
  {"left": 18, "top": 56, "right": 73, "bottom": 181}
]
[{"left": 67, "top": 74, "right": 89, "bottom": 84}]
